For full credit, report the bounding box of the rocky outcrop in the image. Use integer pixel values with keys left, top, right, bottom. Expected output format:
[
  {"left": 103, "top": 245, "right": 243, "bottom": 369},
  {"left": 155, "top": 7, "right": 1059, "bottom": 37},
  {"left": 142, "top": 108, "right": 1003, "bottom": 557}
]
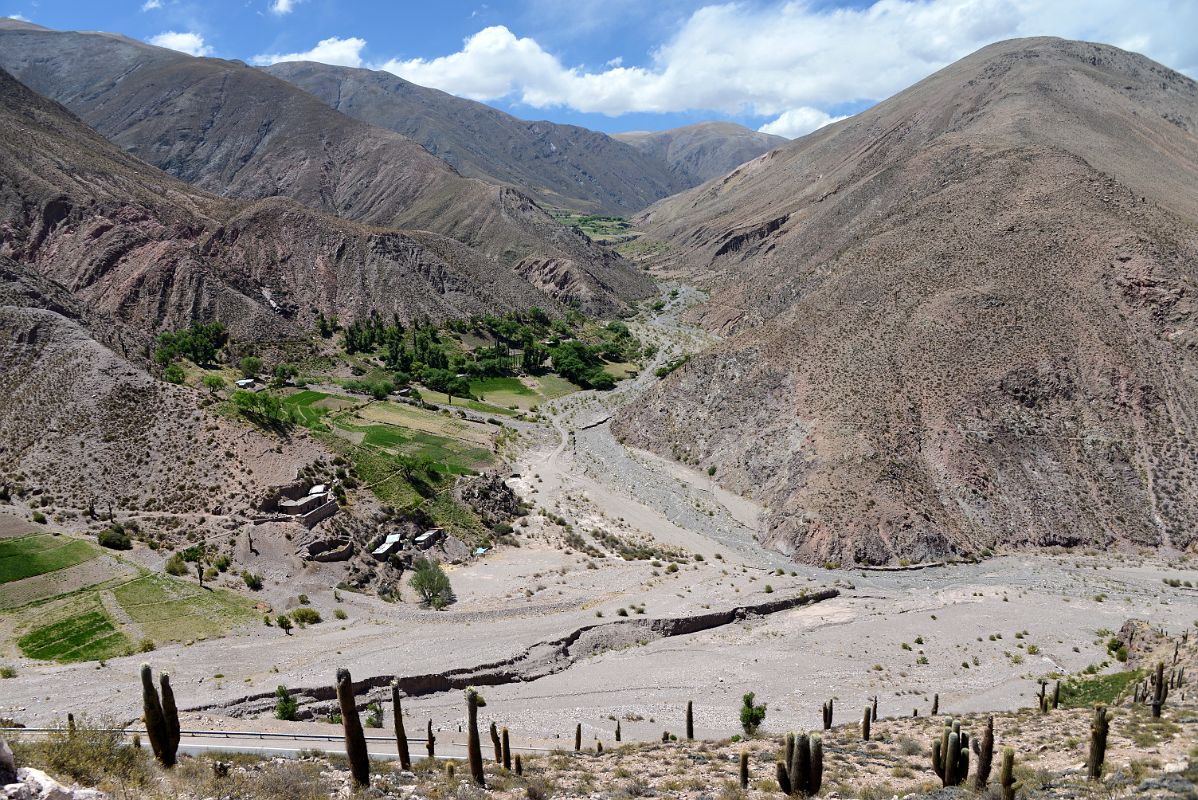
[{"left": 3, "top": 768, "right": 106, "bottom": 800}]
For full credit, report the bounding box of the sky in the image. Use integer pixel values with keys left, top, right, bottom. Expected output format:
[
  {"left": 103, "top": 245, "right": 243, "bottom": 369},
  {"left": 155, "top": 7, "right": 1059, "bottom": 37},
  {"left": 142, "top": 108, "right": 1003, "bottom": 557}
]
[{"left": 5, "top": 1, "right": 1197, "bottom": 138}]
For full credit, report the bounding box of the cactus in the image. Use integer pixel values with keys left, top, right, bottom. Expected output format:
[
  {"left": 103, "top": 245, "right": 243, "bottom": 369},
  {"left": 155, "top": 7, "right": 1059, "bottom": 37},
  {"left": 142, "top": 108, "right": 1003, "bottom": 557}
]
[
  {"left": 871, "top": 696, "right": 878, "bottom": 723},
  {"left": 575, "top": 723, "right": 582, "bottom": 752},
  {"left": 502, "top": 726, "right": 511, "bottom": 771},
  {"left": 778, "top": 732, "right": 823, "bottom": 796},
  {"left": 445, "top": 761, "right": 455, "bottom": 781},
  {"left": 160, "top": 672, "right": 180, "bottom": 756},
  {"left": 490, "top": 721, "right": 502, "bottom": 763},
  {"left": 426, "top": 720, "right": 435, "bottom": 761},
  {"left": 861, "top": 706, "right": 871, "bottom": 741},
  {"left": 1152, "top": 661, "right": 1166, "bottom": 717},
  {"left": 972, "top": 715, "right": 994, "bottom": 791},
  {"left": 931, "top": 693, "right": 939, "bottom": 716},
  {"left": 140, "top": 663, "right": 176, "bottom": 767},
  {"left": 615, "top": 719, "right": 622, "bottom": 742},
  {"left": 739, "top": 750, "right": 749, "bottom": 789},
  {"left": 821, "top": 699, "right": 833, "bottom": 730},
  {"left": 1000, "top": 747, "right": 1019, "bottom": 800},
  {"left": 686, "top": 700, "right": 694, "bottom": 740},
  {"left": 465, "top": 687, "right": 486, "bottom": 787},
  {"left": 932, "top": 718, "right": 969, "bottom": 787},
  {"left": 391, "top": 682, "right": 411, "bottom": 771},
  {"left": 596, "top": 740, "right": 604, "bottom": 754},
  {"left": 336, "top": 669, "right": 370, "bottom": 788},
  {"left": 1037, "top": 681, "right": 1047, "bottom": 713},
  {"left": 1086, "top": 705, "right": 1109, "bottom": 781},
  {"left": 1052, "top": 680, "right": 1061, "bottom": 710},
  {"left": 514, "top": 753, "right": 523, "bottom": 776}
]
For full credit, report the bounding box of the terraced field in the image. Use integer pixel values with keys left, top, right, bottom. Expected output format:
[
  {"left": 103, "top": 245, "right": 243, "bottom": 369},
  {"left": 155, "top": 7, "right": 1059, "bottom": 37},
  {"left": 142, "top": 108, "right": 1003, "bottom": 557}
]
[
  {"left": 15, "top": 593, "right": 130, "bottom": 663},
  {"left": 0, "top": 534, "right": 100, "bottom": 584},
  {"left": 112, "top": 574, "right": 258, "bottom": 643},
  {"left": 468, "top": 376, "right": 540, "bottom": 410}
]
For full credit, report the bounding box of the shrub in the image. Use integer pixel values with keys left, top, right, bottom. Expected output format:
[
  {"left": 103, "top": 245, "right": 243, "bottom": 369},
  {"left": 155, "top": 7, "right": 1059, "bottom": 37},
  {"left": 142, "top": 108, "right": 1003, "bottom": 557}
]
[
  {"left": 97, "top": 527, "right": 132, "bottom": 550},
  {"left": 739, "top": 692, "right": 766, "bottom": 735},
  {"left": 275, "top": 685, "right": 298, "bottom": 721},
  {"left": 365, "top": 702, "right": 383, "bottom": 728},
  {"left": 334, "top": 609, "right": 348, "bottom": 620},
  {"left": 139, "top": 638, "right": 155, "bottom": 653},
  {"left": 31, "top": 511, "right": 46, "bottom": 524},
  {"left": 163, "top": 363, "right": 186, "bottom": 384},
  {"left": 9, "top": 715, "right": 151, "bottom": 787},
  {"left": 291, "top": 608, "right": 322, "bottom": 626},
  {"left": 410, "top": 558, "right": 453, "bottom": 609},
  {"left": 0, "top": 665, "right": 16, "bottom": 678},
  {"left": 276, "top": 615, "right": 293, "bottom": 634},
  {"left": 242, "top": 571, "right": 264, "bottom": 590},
  {"left": 202, "top": 373, "right": 226, "bottom": 392},
  {"left": 164, "top": 553, "right": 187, "bottom": 576},
  {"left": 239, "top": 355, "right": 263, "bottom": 378}
]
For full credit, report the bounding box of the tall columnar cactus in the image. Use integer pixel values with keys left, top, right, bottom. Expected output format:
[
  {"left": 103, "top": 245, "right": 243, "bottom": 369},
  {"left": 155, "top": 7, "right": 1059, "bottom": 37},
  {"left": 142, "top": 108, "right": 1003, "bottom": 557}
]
[
  {"left": 1087, "top": 705, "right": 1109, "bottom": 781},
  {"left": 1152, "top": 661, "right": 1166, "bottom": 718},
  {"left": 1052, "top": 680, "right": 1061, "bottom": 710},
  {"left": 686, "top": 700, "right": 694, "bottom": 740},
  {"left": 514, "top": 753, "right": 523, "bottom": 776},
  {"left": 1000, "top": 747, "right": 1019, "bottom": 800},
  {"left": 391, "top": 682, "right": 411, "bottom": 771},
  {"left": 502, "top": 727, "right": 511, "bottom": 771},
  {"left": 615, "top": 720, "right": 622, "bottom": 742},
  {"left": 336, "top": 669, "right": 370, "bottom": 788},
  {"left": 932, "top": 718, "right": 969, "bottom": 787},
  {"left": 160, "top": 672, "right": 180, "bottom": 757},
  {"left": 490, "top": 721, "right": 502, "bottom": 763},
  {"left": 575, "top": 723, "right": 582, "bottom": 752},
  {"left": 465, "top": 687, "right": 486, "bottom": 787},
  {"left": 931, "top": 693, "right": 939, "bottom": 716},
  {"left": 739, "top": 750, "right": 749, "bottom": 789},
  {"left": 140, "top": 663, "right": 177, "bottom": 768},
  {"left": 426, "top": 720, "right": 435, "bottom": 761},
  {"left": 861, "top": 706, "right": 871, "bottom": 741},
  {"left": 870, "top": 696, "right": 878, "bottom": 723},
  {"left": 821, "top": 699, "right": 833, "bottom": 730},
  {"left": 1037, "top": 681, "right": 1047, "bottom": 713},
  {"left": 778, "top": 732, "right": 823, "bottom": 796},
  {"left": 972, "top": 715, "right": 994, "bottom": 791}
]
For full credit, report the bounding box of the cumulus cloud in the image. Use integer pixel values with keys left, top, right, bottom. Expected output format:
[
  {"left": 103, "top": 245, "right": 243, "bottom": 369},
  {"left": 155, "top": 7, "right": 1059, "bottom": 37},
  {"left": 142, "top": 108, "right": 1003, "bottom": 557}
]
[
  {"left": 149, "top": 31, "right": 211, "bottom": 57},
  {"left": 251, "top": 35, "right": 366, "bottom": 67},
  {"left": 140, "top": 0, "right": 161, "bottom": 10},
  {"left": 758, "top": 107, "right": 848, "bottom": 139},
  {"left": 270, "top": 0, "right": 299, "bottom": 15},
  {"left": 374, "top": 0, "right": 1198, "bottom": 117}
]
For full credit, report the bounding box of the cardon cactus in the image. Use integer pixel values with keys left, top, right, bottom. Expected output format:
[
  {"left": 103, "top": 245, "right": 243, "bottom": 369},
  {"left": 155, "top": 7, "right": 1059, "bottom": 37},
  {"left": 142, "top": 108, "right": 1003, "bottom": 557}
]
[
  {"left": 615, "top": 720, "right": 622, "bottom": 742},
  {"left": 514, "top": 753, "right": 523, "bottom": 776},
  {"left": 1152, "top": 662, "right": 1166, "bottom": 718},
  {"left": 465, "top": 687, "right": 486, "bottom": 787},
  {"left": 777, "top": 732, "right": 823, "bottom": 796},
  {"left": 336, "top": 669, "right": 370, "bottom": 788},
  {"left": 140, "top": 663, "right": 177, "bottom": 768},
  {"left": 160, "top": 672, "right": 180, "bottom": 757},
  {"left": 931, "top": 693, "right": 939, "bottom": 716},
  {"left": 391, "top": 682, "right": 411, "bottom": 771},
  {"left": 932, "top": 718, "right": 969, "bottom": 787},
  {"left": 821, "top": 699, "right": 833, "bottom": 730},
  {"left": 1087, "top": 705, "right": 1109, "bottom": 781},
  {"left": 1000, "top": 747, "right": 1019, "bottom": 800},
  {"left": 861, "top": 706, "right": 871, "bottom": 741},
  {"left": 575, "top": 723, "right": 582, "bottom": 752},
  {"left": 972, "top": 716, "right": 994, "bottom": 791},
  {"left": 490, "top": 721, "right": 502, "bottom": 763},
  {"left": 686, "top": 700, "right": 694, "bottom": 740},
  {"left": 502, "top": 726, "right": 511, "bottom": 771},
  {"left": 740, "top": 750, "right": 749, "bottom": 789},
  {"left": 426, "top": 720, "right": 436, "bottom": 761}
]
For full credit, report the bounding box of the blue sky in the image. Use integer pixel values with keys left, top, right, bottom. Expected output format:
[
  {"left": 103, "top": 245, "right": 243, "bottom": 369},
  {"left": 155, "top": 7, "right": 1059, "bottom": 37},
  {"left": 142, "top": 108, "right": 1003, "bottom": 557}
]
[{"left": 5, "top": 1, "right": 1196, "bottom": 137}]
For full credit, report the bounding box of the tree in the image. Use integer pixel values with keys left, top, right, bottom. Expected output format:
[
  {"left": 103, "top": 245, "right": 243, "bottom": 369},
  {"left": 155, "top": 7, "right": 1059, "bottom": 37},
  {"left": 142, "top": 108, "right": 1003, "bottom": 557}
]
[
  {"left": 163, "top": 363, "right": 186, "bottom": 384},
  {"left": 202, "top": 373, "right": 226, "bottom": 393},
  {"left": 239, "top": 356, "right": 263, "bottom": 378},
  {"left": 276, "top": 615, "right": 293, "bottom": 635},
  {"left": 740, "top": 692, "right": 766, "bottom": 736},
  {"left": 410, "top": 558, "right": 453, "bottom": 609},
  {"left": 155, "top": 321, "right": 227, "bottom": 367},
  {"left": 275, "top": 685, "right": 298, "bottom": 720}
]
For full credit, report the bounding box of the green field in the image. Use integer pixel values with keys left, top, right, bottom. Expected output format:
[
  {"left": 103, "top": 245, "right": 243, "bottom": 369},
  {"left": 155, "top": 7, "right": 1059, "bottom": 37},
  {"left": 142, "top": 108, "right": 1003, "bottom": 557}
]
[
  {"left": 533, "top": 374, "right": 582, "bottom": 400},
  {"left": 113, "top": 574, "right": 257, "bottom": 643},
  {"left": 416, "top": 387, "right": 519, "bottom": 417},
  {"left": 16, "top": 595, "right": 130, "bottom": 663},
  {"left": 345, "top": 423, "right": 493, "bottom": 474},
  {"left": 469, "top": 376, "right": 539, "bottom": 410},
  {"left": 0, "top": 535, "right": 101, "bottom": 584},
  {"left": 283, "top": 390, "right": 356, "bottom": 429}
]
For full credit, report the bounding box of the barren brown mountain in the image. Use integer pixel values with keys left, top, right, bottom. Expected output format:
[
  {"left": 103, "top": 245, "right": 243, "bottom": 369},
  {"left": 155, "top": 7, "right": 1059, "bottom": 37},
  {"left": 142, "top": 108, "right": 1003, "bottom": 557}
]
[
  {"left": 0, "top": 20, "right": 653, "bottom": 314},
  {"left": 264, "top": 61, "right": 690, "bottom": 214},
  {"left": 612, "top": 121, "right": 788, "bottom": 183},
  {"left": 615, "top": 37, "right": 1198, "bottom": 565}
]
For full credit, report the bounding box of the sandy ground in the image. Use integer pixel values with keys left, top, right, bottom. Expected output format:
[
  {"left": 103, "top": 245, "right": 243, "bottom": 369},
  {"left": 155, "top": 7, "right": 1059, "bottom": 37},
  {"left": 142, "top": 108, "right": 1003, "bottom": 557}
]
[{"left": 2, "top": 288, "right": 1197, "bottom": 756}]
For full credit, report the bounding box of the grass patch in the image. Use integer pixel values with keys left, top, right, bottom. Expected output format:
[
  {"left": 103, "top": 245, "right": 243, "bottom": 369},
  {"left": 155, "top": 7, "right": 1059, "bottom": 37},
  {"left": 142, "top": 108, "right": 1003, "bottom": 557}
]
[
  {"left": 340, "top": 422, "right": 492, "bottom": 474},
  {"left": 0, "top": 535, "right": 101, "bottom": 584},
  {"left": 282, "top": 390, "right": 356, "bottom": 430},
  {"left": 113, "top": 574, "right": 257, "bottom": 643},
  {"left": 416, "top": 387, "right": 519, "bottom": 417},
  {"left": 470, "top": 376, "right": 539, "bottom": 409},
  {"left": 1058, "top": 669, "right": 1143, "bottom": 708},
  {"left": 17, "top": 595, "right": 129, "bottom": 662},
  {"left": 532, "top": 374, "right": 581, "bottom": 401}
]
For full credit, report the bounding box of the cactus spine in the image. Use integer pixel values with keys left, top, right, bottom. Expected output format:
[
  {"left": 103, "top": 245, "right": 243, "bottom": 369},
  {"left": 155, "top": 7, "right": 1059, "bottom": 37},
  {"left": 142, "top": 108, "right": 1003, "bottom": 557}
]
[
  {"left": 932, "top": 718, "right": 969, "bottom": 787},
  {"left": 1087, "top": 705, "right": 1109, "bottom": 781},
  {"left": 739, "top": 750, "right": 749, "bottom": 789},
  {"left": 861, "top": 706, "right": 871, "bottom": 741},
  {"left": 821, "top": 699, "right": 833, "bottom": 730},
  {"left": 1152, "top": 661, "right": 1166, "bottom": 717},
  {"left": 140, "top": 663, "right": 177, "bottom": 768},
  {"left": 972, "top": 715, "right": 994, "bottom": 791},
  {"left": 391, "top": 682, "right": 411, "bottom": 771},
  {"left": 686, "top": 700, "right": 694, "bottom": 740},
  {"left": 1000, "top": 747, "right": 1018, "bottom": 800},
  {"left": 465, "top": 687, "right": 486, "bottom": 787},
  {"left": 490, "top": 721, "right": 502, "bottom": 763},
  {"left": 336, "top": 669, "right": 370, "bottom": 788},
  {"left": 426, "top": 720, "right": 435, "bottom": 761},
  {"left": 502, "top": 726, "right": 511, "bottom": 771}
]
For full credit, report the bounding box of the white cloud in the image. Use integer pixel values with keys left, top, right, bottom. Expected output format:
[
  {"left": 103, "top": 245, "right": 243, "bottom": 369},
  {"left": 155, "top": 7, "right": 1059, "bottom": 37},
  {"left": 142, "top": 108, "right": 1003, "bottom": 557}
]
[
  {"left": 149, "top": 30, "right": 211, "bottom": 57},
  {"left": 140, "top": 0, "right": 161, "bottom": 10},
  {"left": 251, "top": 35, "right": 367, "bottom": 68},
  {"left": 372, "top": 1, "right": 1198, "bottom": 118},
  {"left": 758, "top": 107, "right": 847, "bottom": 139},
  {"left": 270, "top": 0, "right": 299, "bottom": 15},
  {"left": 5, "top": 13, "right": 28, "bottom": 21}
]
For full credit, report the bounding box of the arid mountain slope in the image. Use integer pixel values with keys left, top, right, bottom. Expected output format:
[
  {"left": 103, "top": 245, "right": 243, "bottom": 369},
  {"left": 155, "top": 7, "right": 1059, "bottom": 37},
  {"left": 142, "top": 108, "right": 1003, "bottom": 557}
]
[
  {"left": 615, "top": 38, "right": 1198, "bottom": 565},
  {"left": 264, "top": 61, "right": 689, "bottom": 214},
  {"left": 613, "top": 121, "right": 787, "bottom": 183},
  {"left": 0, "top": 21, "right": 652, "bottom": 313},
  {"left": 0, "top": 66, "right": 589, "bottom": 339}
]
